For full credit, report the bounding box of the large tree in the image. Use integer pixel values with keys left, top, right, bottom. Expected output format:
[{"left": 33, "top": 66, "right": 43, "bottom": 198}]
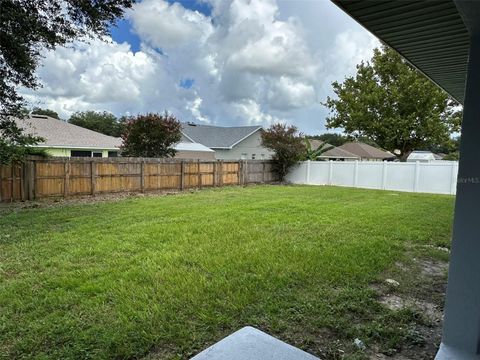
[
  {"left": 324, "top": 46, "right": 462, "bottom": 160},
  {"left": 121, "top": 113, "right": 182, "bottom": 158},
  {"left": 261, "top": 123, "right": 305, "bottom": 181},
  {"left": 0, "top": 0, "right": 134, "bottom": 163},
  {"left": 69, "top": 111, "right": 121, "bottom": 137}
]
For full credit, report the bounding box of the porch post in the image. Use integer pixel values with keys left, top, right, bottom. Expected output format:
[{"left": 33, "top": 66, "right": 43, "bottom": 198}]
[{"left": 436, "top": 27, "right": 480, "bottom": 360}]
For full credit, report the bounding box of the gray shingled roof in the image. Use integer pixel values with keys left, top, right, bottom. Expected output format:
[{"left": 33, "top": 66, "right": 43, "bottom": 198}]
[
  {"left": 337, "top": 142, "right": 395, "bottom": 160},
  {"left": 15, "top": 115, "right": 121, "bottom": 149},
  {"left": 181, "top": 123, "right": 262, "bottom": 149}
]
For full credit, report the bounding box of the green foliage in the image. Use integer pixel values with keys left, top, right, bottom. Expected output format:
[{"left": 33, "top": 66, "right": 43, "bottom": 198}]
[
  {"left": 443, "top": 152, "right": 459, "bottom": 161},
  {"left": 309, "top": 133, "right": 349, "bottom": 147},
  {"left": 0, "top": 118, "right": 44, "bottom": 164},
  {"left": 0, "top": 186, "right": 454, "bottom": 359},
  {"left": 420, "top": 136, "right": 460, "bottom": 158},
  {"left": 261, "top": 123, "right": 306, "bottom": 181},
  {"left": 0, "top": 0, "right": 134, "bottom": 117},
  {"left": 69, "top": 111, "right": 121, "bottom": 137},
  {"left": 324, "top": 46, "right": 462, "bottom": 160},
  {"left": 31, "top": 107, "right": 60, "bottom": 119},
  {"left": 0, "top": 0, "right": 133, "bottom": 163},
  {"left": 121, "top": 113, "right": 182, "bottom": 158},
  {"left": 304, "top": 138, "right": 334, "bottom": 160}
]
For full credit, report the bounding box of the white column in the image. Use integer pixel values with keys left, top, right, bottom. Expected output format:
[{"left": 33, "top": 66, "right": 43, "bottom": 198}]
[
  {"left": 306, "top": 160, "right": 311, "bottom": 184},
  {"left": 381, "top": 161, "right": 387, "bottom": 190},
  {"left": 436, "top": 29, "right": 480, "bottom": 359},
  {"left": 450, "top": 162, "right": 458, "bottom": 196},
  {"left": 353, "top": 160, "right": 359, "bottom": 187},
  {"left": 413, "top": 161, "right": 420, "bottom": 193},
  {"left": 328, "top": 160, "right": 333, "bottom": 185}
]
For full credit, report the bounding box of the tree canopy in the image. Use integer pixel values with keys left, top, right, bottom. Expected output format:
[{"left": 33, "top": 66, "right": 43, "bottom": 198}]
[
  {"left": 308, "top": 133, "right": 349, "bottom": 147},
  {"left": 31, "top": 107, "right": 60, "bottom": 119},
  {"left": 261, "top": 123, "right": 305, "bottom": 181},
  {"left": 121, "top": 113, "right": 182, "bottom": 158},
  {"left": 0, "top": 118, "right": 44, "bottom": 164},
  {"left": 69, "top": 111, "right": 121, "bottom": 137},
  {"left": 323, "top": 46, "right": 462, "bottom": 160},
  {"left": 0, "top": 0, "right": 134, "bottom": 163}
]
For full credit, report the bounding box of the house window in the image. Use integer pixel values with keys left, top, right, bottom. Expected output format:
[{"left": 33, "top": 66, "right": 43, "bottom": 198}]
[
  {"left": 92, "top": 152, "right": 103, "bottom": 158},
  {"left": 71, "top": 150, "right": 92, "bottom": 157},
  {"left": 241, "top": 153, "right": 247, "bottom": 160},
  {"left": 108, "top": 151, "right": 119, "bottom": 158},
  {"left": 251, "top": 154, "right": 256, "bottom": 160}
]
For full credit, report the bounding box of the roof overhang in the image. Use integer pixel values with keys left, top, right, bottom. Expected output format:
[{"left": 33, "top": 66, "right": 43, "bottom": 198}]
[{"left": 332, "top": 0, "right": 470, "bottom": 104}]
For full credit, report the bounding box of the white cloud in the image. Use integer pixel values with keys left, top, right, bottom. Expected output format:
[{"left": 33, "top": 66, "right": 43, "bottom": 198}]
[
  {"left": 129, "top": 1, "right": 213, "bottom": 49},
  {"left": 23, "top": 0, "right": 379, "bottom": 133},
  {"left": 268, "top": 77, "right": 316, "bottom": 111}
]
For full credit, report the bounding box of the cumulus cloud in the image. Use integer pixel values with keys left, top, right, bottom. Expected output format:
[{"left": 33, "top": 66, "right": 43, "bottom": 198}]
[
  {"left": 129, "top": 1, "right": 213, "bottom": 49},
  {"left": 22, "top": 0, "right": 379, "bottom": 132}
]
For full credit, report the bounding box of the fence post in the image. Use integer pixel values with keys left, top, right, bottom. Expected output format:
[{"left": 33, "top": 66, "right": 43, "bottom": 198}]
[
  {"left": 262, "top": 161, "right": 266, "bottom": 183},
  {"left": 328, "top": 160, "right": 333, "bottom": 185},
  {"left": 18, "top": 165, "right": 23, "bottom": 201},
  {"left": 382, "top": 161, "right": 388, "bottom": 190},
  {"left": 243, "top": 160, "right": 248, "bottom": 184},
  {"left": 140, "top": 161, "right": 145, "bottom": 193},
  {"left": 212, "top": 161, "right": 216, "bottom": 187},
  {"left": 413, "top": 161, "right": 421, "bottom": 193},
  {"left": 306, "top": 160, "right": 311, "bottom": 184},
  {"left": 27, "top": 160, "right": 35, "bottom": 200},
  {"left": 90, "top": 160, "right": 96, "bottom": 196},
  {"left": 197, "top": 160, "right": 202, "bottom": 188},
  {"left": 64, "top": 159, "right": 70, "bottom": 198},
  {"left": 238, "top": 161, "right": 243, "bottom": 185},
  {"left": 180, "top": 161, "right": 185, "bottom": 190},
  {"left": 10, "top": 164, "right": 15, "bottom": 202},
  {"left": 219, "top": 161, "right": 224, "bottom": 186},
  {"left": 353, "top": 160, "right": 359, "bottom": 187},
  {"left": 450, "top": 161, "right": 458, "bottom": 195}
]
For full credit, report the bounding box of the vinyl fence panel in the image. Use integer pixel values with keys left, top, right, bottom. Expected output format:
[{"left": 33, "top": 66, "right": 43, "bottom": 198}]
[{"left": 286, "top": 160, "right": 458, "bottom": 195}]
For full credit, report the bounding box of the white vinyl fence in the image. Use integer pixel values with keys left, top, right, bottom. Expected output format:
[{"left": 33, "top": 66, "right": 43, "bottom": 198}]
[{"left": 286, "top": 160, "right": 459, "bottom": 195}]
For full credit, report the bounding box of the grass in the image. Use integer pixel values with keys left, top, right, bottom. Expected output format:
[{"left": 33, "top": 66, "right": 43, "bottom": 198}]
[{"left": 0, "top": 185, "right": 454, "bottom": 359}]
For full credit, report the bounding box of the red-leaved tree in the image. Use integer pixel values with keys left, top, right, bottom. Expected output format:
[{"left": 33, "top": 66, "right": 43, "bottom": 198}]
[
  {"left": 261, "top": 123, "right": 306, "bottom": 181},
  {"left": 121, "top": 113, "right": 182, "bottom": 158}
]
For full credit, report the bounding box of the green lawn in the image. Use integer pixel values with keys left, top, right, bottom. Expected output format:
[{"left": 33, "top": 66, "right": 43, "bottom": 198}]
[{"left": 0, "top": 185, "right": 454, "bottom": 359}]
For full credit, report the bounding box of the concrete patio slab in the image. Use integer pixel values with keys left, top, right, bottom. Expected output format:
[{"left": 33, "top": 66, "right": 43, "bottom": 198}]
[{"left": 190, "top": 326, "right": 319, "bottom": 360}]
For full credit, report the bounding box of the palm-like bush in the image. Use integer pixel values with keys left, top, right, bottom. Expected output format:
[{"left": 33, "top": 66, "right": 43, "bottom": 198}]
[{"left": 304, "top": 139, "right": 334, "bottom": 161}]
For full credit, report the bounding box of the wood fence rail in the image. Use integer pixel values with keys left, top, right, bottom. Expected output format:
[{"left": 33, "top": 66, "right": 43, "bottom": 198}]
[{"left": 0, "top": 157, "right": 276, "bottom": 202}]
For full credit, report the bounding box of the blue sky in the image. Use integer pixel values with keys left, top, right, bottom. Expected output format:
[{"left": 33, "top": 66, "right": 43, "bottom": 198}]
[{"left": 25, "top": 0, "right": 378, "bottom": 134}]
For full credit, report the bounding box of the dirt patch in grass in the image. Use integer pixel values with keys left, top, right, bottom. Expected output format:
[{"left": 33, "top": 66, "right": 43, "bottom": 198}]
[{"left": 367, "top": 256, "right": 448, "bottom": 360}]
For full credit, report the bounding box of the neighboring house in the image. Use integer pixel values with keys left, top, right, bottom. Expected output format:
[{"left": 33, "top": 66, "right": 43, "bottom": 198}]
[
  {"left": 181, "top": 122, "right": 273, "bottom": 160},
  {"left": 308, "top": 140, "right": 360, "bottom": 161},
  {"left": 407, "top": 151, "right": 437, "bottom": 163},
  {"left": 174, "top": 142, "right": 215, "bottom": 160},
  {"left": 15, "top": 115, "right": 215, "bottom": 160},
  {"left": 337, "top": 142, "right": 395, "bottom": 161},
  {"left": 15, "top": 115, "right": 122, "bottom": 158}
]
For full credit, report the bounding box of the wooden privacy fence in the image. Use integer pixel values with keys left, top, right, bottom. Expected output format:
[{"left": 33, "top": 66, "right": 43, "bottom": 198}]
[{"left": 0, "top": 158, "right": 276, "bottom": 202}]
